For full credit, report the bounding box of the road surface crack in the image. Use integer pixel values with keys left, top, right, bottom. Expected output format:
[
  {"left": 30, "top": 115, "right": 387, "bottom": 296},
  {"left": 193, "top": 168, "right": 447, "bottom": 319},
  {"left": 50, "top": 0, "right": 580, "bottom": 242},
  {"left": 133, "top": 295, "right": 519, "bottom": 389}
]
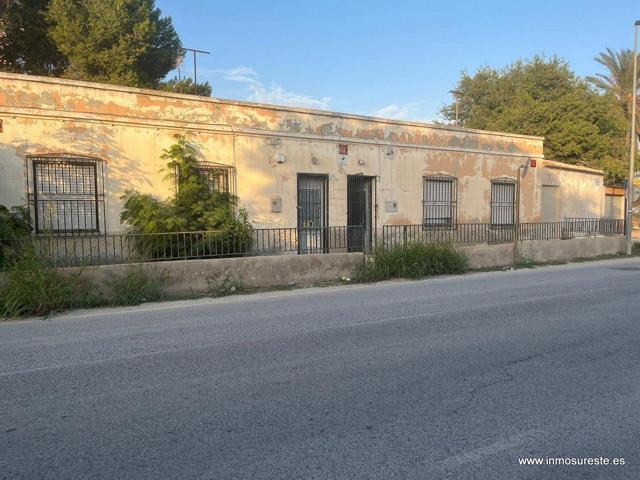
[{"left": 450, "top": 352, "right": 543, "bottom": 415}]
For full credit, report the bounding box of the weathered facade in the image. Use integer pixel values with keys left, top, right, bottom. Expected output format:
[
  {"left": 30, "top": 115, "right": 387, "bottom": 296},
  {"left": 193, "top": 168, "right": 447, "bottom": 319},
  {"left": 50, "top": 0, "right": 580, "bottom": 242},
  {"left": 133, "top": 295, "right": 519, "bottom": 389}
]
[
  {"left": 540, "top": 161, "right": 608, "bottom": 221},
  {"left": 0, "top": 72, "right": 612, "bottom": 239}
]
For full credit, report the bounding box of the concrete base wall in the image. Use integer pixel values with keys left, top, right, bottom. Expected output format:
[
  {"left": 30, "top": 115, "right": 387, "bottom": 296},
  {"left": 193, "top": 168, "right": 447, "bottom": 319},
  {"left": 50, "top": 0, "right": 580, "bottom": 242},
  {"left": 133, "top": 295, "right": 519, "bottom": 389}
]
[
  {"left": 74, "top": 252, "right": 364, "bottom": 297},
  {"left": 0, "top": 237, "right": 625, "bottom": 297},
  {"left": 518, "top": 236, "right": 625, "bottom": 264},
  {"left": 460, "top": 236, "right": 626, "bottom": 269},
  {"left": 459, "top": 243, "right": 514, "bottom": 269}
]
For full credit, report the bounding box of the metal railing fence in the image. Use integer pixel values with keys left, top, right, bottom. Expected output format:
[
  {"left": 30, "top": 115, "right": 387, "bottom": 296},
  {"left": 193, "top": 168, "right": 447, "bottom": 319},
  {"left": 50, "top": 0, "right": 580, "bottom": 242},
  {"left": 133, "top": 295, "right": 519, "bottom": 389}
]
[
  {"left": 6, "top": 219, "right": 625, "bottom": 268},
  {"left": 18, "top": 226, "right": 364, "bottom": 267},
  {"left": 382, "top": 219, "right": 624, "bottom": 250}
]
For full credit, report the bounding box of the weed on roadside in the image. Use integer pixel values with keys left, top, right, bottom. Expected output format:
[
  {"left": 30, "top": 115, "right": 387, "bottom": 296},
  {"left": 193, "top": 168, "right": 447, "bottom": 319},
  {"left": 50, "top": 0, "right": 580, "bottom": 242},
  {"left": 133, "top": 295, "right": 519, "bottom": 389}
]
[
  {"left": 354, "top": 242, "right": 468, "bottom": 282},
  {"left": 109, "top": 266, "right": 166, "bottom": 306},
  {"left": 0, "top": 248, "right": 102, "bottom": 317}
]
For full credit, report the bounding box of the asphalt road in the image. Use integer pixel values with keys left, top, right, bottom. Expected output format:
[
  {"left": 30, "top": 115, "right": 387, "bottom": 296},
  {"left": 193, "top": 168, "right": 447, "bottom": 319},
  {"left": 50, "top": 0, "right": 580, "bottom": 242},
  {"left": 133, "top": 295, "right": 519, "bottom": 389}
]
[{"left": 2, "top": 258, "right": 640, "bottom": 480}]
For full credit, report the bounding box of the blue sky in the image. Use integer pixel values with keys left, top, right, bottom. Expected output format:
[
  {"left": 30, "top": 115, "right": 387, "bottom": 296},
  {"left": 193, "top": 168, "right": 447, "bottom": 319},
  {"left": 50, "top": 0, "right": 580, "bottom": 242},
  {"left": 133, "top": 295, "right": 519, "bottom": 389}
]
[{"left": 157, "top": 0, "right": 639, "bottom": 122}]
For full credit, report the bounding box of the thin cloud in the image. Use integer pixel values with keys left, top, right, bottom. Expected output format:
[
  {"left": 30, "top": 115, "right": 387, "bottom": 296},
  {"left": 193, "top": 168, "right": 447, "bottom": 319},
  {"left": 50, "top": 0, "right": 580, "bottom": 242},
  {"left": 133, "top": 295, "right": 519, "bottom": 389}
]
[
  {"left": 208, "top": 66, "right": 332, "bottom": 110},
  {"left": 371, "top": 101, "right": 425, "bottom": 121},
  {"left": 216, "top": 66, "right": 260, "bottom": 84},
  {"left": 247, "top": 83, "right": 332, "bottom": 110}
]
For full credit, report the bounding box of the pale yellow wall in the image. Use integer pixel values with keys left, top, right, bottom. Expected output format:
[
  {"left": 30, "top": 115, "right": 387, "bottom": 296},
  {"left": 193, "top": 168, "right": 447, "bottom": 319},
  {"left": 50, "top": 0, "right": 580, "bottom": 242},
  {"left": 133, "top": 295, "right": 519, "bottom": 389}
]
[
  {"left": 604, "top": 195, "right": 624, "bottom": 219},
  {"left": 0, "top": 72, "right": 549, "bottom": 233},
  {"left": 541, "top": 165, "right": 605, "bottom": 219}
]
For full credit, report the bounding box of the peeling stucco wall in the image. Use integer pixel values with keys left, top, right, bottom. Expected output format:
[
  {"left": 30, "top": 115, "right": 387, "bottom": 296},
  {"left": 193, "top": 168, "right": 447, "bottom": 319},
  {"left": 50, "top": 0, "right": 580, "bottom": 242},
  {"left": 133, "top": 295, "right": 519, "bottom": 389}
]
[
  {"left": 0, "top": 72, "right": 551, "bottom": 233},
  {"left": 541, "top": 163, "right": 605, "bottom": 219}
]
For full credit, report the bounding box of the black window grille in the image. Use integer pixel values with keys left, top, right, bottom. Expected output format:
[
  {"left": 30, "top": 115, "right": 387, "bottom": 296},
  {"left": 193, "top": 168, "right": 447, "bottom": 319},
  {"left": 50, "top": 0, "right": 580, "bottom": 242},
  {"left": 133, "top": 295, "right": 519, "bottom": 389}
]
[
  {"left": 27, "top": 155, "right": 105, "bottom": 235},
  {"left": 177, "top": 162, "right": 235, "bottom": 194},
  {"left": 491, "top": 178, "right": 517, "bottom": 226},
  {"left": 423, "top": 175, "right": 457, "bottom": 227}
]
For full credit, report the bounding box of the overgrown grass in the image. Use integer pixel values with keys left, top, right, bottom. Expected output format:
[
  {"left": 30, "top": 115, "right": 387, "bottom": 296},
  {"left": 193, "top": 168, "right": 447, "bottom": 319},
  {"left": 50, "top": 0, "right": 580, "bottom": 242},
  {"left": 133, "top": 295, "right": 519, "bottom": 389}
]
[
  {"left": 355, "top": 242, "right": 468, "bottom": 282},
  {"left": 0, "top": 248, "right": 102, "bottom": 317},
  {"left": 109, "top": 266, "right": 166, "bottom": 306},
  {"left": 0, "top": 245, "right": 169, "bottom": 317}
]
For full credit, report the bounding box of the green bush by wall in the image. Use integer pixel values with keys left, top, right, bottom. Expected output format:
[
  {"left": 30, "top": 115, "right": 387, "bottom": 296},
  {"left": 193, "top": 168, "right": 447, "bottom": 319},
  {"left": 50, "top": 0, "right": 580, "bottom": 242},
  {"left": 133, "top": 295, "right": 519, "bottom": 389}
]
[{"left": 355, "top": 243, "right": 468, "bottom": 282}]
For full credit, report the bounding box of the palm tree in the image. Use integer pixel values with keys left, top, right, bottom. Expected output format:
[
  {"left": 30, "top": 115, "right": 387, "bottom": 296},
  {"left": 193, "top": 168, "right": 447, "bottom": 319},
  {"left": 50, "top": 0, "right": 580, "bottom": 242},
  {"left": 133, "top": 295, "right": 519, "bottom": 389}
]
[{"left": 588, "top": 48, "right": 639, "bottom": 141}]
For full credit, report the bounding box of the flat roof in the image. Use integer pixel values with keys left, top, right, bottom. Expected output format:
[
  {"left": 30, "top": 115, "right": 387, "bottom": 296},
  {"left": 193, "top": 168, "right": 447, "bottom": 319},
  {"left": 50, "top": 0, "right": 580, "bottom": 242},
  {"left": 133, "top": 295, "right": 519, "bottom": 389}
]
[
  {"left": 543, "top": 160, "right": 604, "bottom": 175},
  {"left": 0, "top": 72, "right": 545, "bottom": 142}
]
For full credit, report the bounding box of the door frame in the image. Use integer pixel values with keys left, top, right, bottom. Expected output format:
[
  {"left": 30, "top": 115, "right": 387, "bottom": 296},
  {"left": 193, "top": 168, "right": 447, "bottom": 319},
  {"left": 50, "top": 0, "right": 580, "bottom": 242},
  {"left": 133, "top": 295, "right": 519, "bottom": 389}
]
[
  {"left": 347, "top": 174, "right": 376, "bottom": 251},
  {"left": 296, "top": 173, "right": 329, "bottom": 253}
]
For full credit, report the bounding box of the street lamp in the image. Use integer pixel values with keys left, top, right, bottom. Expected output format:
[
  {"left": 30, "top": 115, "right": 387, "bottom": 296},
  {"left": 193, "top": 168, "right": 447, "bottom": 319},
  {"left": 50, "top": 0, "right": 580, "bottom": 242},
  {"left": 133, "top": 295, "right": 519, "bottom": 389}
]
[{"left": 626, "top": 20, "right": 639, "bottom": 255}]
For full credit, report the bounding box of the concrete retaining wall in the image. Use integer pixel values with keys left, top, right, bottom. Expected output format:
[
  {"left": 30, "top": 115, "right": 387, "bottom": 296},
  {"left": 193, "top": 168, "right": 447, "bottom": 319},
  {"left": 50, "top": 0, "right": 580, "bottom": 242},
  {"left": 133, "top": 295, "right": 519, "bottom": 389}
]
[
  {"left": 74, "top": 236, "right": 625, "bottom": 295},
  {"left": 459, "top": 243, "right": 514, "bottom": 269},
  {"left": 0, "top": 237, "right": 625, "bottom": 297},
  {"left": 518, "top": 236, "right": 625, "bottom": 264},
  {"left": 74, "top": 252, "right": 363, "bottom": 296},
  {"left": 461, "top": 236, "right": 626, "bottom": 269}
]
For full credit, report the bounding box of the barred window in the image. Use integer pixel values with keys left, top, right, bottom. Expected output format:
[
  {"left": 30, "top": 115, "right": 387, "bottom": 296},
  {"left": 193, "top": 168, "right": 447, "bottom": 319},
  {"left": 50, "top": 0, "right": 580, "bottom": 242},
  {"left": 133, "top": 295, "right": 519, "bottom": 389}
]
[
  {"left": 177, "top": 162, "right": 235, "bottom": 194},
  {"left": 491, "top": 179, "right": 517, "bottom": 226},
  {"left": 28, "top": 155, "right": 105, "bottom": 235},
  {"left": 423, "top": 175, "right": 457, "bottom": 227}
]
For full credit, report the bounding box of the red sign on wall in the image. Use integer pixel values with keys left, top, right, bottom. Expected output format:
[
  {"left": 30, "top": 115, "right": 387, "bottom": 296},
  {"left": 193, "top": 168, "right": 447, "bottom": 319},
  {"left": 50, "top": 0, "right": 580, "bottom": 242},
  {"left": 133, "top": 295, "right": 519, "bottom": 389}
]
[{"left": 338, "top": 144, "right": 348, "bottom": 155}]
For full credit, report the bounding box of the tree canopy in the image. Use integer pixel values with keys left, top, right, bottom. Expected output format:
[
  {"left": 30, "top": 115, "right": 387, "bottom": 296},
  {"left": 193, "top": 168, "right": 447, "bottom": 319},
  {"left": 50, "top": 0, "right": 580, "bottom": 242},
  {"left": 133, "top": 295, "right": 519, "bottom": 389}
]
[
  {"left": 0, "top": 0, "right": 217, "bottom": 94},
  {"left": 587, "top": 48, "right": 640, "bottom": 144},
  {"left": 441, "top": 56, "right": 629, "bottom": 183},
  {"left": 0, "top": 0, "right": 66, "bottom": 75},
  {"left": 46, "top": 0, "right": 182, "bottom": 88},
  {"left": 158, "top": 76, "right": 213, "bottom": 96}
]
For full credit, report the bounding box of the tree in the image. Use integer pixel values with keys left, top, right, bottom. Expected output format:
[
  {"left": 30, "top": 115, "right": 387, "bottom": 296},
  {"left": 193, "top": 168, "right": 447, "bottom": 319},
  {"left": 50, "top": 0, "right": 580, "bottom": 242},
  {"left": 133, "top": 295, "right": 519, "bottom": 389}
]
[
  {"left": 587, "top": 48, "right": 640, "bottom": 143},
  {"left": 158, "top": 76, "right": 213, "bottom": 96},
  {"left": 440, "top": 56, "right": 629, "bottom": 183},
  {"left": 0, "top": 0, "right": 67, "bottom": 75},
  {"left": 47, "top": 0, "right": 181, "bottom": 88},
  {"left": 120, "top": 136, "right": 252, "bottom": 257}
]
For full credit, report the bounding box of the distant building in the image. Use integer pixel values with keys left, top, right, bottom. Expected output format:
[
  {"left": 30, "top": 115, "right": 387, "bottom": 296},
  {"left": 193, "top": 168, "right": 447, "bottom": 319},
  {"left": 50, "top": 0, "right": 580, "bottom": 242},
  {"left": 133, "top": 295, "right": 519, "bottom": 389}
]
[{"left": 0, "top": 72, "right": 618, "bottom": 244}]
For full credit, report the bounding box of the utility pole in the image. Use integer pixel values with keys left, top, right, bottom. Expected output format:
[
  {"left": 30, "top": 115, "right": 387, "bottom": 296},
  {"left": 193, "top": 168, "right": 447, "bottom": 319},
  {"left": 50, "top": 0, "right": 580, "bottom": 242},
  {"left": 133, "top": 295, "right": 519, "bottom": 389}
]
[
  {"left": 513, "top": 161, "right": 527, "bottom": 265},
  {"left": 626, "top": 21, "right": 639, "bottom": 255},
  {"left": 182, "top": 48, "right": 211, "bottom": 96}
]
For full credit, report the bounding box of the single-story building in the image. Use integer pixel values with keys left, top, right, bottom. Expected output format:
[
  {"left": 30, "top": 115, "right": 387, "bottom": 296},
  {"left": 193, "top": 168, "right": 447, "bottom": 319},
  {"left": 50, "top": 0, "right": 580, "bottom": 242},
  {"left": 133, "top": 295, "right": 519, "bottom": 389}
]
[{"left": 0, "top": 72, "right": 619, "bottom": 247}]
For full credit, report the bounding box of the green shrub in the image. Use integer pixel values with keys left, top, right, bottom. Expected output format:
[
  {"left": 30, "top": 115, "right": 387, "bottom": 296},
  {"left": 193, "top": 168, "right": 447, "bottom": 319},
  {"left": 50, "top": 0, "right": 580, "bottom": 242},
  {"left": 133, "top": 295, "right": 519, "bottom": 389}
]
[
  {"left": 120, "top": 135, "right": 253, "bottom": 258},
  {"left": 0, "top": 204, "right": 31, "bottom": 268},
  {"left": 0, "top": 246, "right": 101, "bottom": 317},
  {"left": 109, "top": 266, "right": 165, "bottom": 306},
  {"left": 355, "top": 242, "right": 468, "bottom": 282},
  {"left": 514, "top": 257, "right": 536, "bottom": 269}
]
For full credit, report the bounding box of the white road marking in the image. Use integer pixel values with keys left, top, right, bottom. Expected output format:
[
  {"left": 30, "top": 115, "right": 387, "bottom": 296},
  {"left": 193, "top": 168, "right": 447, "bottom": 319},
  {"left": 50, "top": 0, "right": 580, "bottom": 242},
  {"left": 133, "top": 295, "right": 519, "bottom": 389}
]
[{"left": 441, "top": 429, "right": 546, "bottom": 467}]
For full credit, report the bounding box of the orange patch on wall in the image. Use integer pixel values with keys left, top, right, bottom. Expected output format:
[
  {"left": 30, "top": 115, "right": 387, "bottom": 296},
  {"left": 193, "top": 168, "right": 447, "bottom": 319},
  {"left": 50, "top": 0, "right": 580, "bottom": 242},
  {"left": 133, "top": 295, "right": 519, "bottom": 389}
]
[{"left": 386, "top": 215, "right": 412, "bottom": 225}]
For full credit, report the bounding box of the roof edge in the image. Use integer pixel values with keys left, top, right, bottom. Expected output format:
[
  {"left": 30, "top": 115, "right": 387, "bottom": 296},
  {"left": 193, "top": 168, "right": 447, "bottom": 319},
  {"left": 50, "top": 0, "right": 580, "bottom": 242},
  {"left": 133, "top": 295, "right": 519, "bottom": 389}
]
[
  {"left": 0, "top": 72, "right": 546, "bottom": 142},
  {"left": 543, "top": 160, "right": 604, "bottom": 175}
]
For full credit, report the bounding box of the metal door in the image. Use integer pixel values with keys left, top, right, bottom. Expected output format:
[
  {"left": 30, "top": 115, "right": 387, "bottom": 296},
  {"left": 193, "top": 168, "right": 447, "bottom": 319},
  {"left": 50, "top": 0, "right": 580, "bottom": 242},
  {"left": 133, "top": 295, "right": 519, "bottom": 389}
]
[
  {"left": 347, "top": 174, "right": 373, "bottom": 251},
  {"left": 297, "top": 174, "right": 328, "bottom": 254}
]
